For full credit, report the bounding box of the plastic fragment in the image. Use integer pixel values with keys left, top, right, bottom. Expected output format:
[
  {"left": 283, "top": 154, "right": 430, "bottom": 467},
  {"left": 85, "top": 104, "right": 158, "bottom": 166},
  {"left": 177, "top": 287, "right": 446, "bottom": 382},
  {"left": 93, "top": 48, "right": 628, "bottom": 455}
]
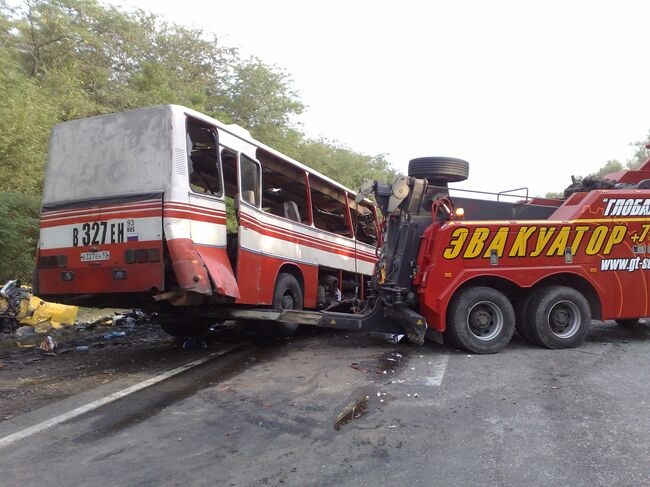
[
  {"left": 39, "top": 336, "right": 57, "bottom": 351},
  {"left": 104, "top": 331, "right": 126, "bottom": 339}
]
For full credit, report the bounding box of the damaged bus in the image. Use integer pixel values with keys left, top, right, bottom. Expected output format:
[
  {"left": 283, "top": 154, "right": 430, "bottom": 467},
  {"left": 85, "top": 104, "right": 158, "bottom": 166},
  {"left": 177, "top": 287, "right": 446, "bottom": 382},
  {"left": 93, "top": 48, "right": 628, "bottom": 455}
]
[{"left": 35, "top": 105, "right": 380, "bottom": 335}]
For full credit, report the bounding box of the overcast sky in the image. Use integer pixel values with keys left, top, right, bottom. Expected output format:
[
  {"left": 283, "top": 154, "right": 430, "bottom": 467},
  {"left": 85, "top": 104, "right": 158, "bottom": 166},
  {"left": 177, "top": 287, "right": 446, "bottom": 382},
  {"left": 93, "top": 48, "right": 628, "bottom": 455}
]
[{"left": 116, "top": 0, "right": 650, "bottom": 196}]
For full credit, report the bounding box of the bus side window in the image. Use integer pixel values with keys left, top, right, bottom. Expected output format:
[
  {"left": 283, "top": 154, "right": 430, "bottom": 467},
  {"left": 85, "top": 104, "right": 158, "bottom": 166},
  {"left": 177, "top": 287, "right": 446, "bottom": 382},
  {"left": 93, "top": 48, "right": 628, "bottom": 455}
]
[
  {"left": 257, "top": 149, "right": 310, "bottom": 224},
  {"left": 348, "top": 198, "right": 378, "bottom": 245},
  {"left": 240, "top": 155, "right": 261, "bottom": 207},
  {"left": 186, "top": 118, "right": 221, "bottom": 196},
  {"left": 310, "top": 176, "right": 352, "bottom": 237}
]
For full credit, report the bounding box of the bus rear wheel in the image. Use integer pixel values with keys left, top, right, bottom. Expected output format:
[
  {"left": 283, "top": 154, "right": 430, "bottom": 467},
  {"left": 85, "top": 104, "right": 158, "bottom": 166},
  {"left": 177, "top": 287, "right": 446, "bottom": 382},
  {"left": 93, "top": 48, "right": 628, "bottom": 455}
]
[
  {"left": 445, "top": 286, "right": 515, "bottom": 354},
  {"left": 526, "top": 286, "right": 591, "bottom": 349},
  {"left": 273, "top": 272, "right": 304, "bottom": 335}
]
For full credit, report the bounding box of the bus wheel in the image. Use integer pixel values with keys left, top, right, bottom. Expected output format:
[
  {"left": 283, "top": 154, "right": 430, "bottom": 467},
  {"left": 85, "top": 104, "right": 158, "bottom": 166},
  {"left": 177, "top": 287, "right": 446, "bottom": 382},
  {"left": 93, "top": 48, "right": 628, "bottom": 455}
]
[
  {"left": 526, "top": 286, "right": 591, "bottom": 349},
  {"left": 446, "top": 286, "right": 515, "bottom": 354},
  {"left": 514, "top": 293, "right": 535, "bottom": 344},
  {"left": 616, "top": 318, "right": 640, "bottom": 326},
  {"left": 273, "top": 273, "right": 304, "bottom": 335}
]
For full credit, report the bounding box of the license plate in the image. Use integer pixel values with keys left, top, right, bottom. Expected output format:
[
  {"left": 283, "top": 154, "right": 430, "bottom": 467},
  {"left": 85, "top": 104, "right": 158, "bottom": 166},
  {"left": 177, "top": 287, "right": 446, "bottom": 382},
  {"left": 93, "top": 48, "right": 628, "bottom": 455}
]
[{"left": 80, "top": 250, "right": 110, "bottom": 262}]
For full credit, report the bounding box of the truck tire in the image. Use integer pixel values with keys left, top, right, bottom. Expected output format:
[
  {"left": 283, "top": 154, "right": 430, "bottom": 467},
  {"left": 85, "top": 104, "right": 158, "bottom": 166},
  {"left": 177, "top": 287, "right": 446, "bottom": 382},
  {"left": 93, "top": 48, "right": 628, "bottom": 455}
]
[
  {"left": 446, "top": 286, "right": 515, "bottom": 354},
  {"left": 526, "top": 286, "right": 591, "bottom": 349},
  {"left": 514, "top": 293, "right": 535, "bottom": 344},
  {"left": 408, "top": 157, "right": 469, "bottom": 183},
  {"left": 273, "top": 272, "right": 304, "bottom": 335},
  {"left": 615, "top": 318, "right": 640, "bottom": 326}
]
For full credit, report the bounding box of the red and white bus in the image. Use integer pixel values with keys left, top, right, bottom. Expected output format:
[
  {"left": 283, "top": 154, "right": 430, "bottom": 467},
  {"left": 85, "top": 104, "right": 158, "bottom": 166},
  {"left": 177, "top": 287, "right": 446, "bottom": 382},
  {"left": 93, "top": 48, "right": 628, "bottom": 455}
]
[{"left": 35, "top": 105, "right": 380, "bottom": 333}]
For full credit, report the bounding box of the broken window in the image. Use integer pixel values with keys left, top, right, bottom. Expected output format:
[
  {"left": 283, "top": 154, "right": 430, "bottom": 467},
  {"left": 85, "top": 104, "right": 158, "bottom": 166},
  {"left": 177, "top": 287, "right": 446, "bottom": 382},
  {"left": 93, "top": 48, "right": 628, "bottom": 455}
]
[
  {"left": 257, "top": 149, "right": 310, "bottom": 224},
  {"left": 310, "top": 176, "right": 352, "bottom": 237},
  {"left": 348, "top": 198, "right": 378, "bottom": 245},
  {"left": 186, "top": 118, "right": 221, "bottom": 196},
  {"left": 240, "top": 154, "right": 261, "bottom": 207}
]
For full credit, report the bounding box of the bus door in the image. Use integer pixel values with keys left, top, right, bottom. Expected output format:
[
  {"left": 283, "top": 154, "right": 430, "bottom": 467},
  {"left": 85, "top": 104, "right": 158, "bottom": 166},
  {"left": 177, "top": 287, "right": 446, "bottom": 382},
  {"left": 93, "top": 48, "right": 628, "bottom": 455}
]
[
  {"left": 236, "top": 153, "right": 263, "bottom": 303},
  {"left": 184, "top": 118, "right": 238, "bottom": 298}
]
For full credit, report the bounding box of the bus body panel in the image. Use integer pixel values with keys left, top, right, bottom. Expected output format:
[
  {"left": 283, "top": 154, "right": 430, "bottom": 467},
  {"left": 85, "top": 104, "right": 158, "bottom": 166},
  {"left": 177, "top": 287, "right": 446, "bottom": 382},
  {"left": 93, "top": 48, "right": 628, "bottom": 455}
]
[{"left": 37, "top": 194, "right": 165, "bottom": 295}]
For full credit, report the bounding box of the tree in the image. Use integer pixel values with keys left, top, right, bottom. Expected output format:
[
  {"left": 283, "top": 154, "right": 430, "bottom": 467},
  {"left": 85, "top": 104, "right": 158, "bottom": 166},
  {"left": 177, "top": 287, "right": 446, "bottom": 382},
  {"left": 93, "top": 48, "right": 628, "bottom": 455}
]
[
  {"left": 0, "top": 192, "right": 40, "bottom": 282},
  {"left": 627, "top": 131, "right": 650, "bottom": 169},
  {"left": 590, "top": 159, "right": 624, "bottom": 178},
  {"left": 219, "top": 57, "right": 304, "bottom": 149}
]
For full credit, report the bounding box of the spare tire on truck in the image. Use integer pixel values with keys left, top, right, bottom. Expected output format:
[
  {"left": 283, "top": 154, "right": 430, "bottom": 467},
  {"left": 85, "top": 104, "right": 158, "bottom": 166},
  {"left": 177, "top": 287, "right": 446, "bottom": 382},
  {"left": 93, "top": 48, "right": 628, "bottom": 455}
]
[{"left": 408, "top": 157, "right": 469, "bottom": 183}]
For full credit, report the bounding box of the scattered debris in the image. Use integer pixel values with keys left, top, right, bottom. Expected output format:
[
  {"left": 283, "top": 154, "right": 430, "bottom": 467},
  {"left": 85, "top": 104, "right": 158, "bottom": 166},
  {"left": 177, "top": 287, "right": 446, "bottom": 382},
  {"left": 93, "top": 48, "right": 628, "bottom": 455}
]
[
  {"left": 14, "top": 326, "right": 35, "bottom": 337},
  {"left": 39, "top": 336, "right": 57, "bottom": 352},
  {"left": 0, "top": 280, "right": 78, "bottom": 334},
  {"left": 181, "top": 337, "right": 207, "bottom": 350},
  {"left": 334, "top": 395, "right": 369, "bottom": 431},
  {"left": 104, "top": 331, "right": 127, "bottom": 339}
]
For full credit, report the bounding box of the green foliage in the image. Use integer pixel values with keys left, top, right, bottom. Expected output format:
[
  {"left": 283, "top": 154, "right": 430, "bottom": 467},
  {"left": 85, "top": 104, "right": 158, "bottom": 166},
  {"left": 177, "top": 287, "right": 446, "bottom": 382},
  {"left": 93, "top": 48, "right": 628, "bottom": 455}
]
[
  {"left": 0, "top": 193, "right": 40, "bottom": 282},
  {"left": 293, "top": 138, "right": 396, "bottom": 190},
  {"left": 590, "top": 159, "right": 624, "bottom": 178},
  {"left": 627, "top": 131, "right": 650, "bottom": 169},
  {"left": 545, "top": 133, "right": 650, "bottom": 197}
]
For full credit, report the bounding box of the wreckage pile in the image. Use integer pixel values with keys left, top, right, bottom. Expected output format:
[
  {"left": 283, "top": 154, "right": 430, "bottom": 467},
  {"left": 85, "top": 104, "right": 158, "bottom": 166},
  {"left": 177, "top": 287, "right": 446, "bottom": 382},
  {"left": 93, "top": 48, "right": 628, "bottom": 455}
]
[
  {"left": 0, "top": 280, "right": 159, "bottom": 354},
  {"left": 0, "top": 280, "right": 78, "bottom": 335}
]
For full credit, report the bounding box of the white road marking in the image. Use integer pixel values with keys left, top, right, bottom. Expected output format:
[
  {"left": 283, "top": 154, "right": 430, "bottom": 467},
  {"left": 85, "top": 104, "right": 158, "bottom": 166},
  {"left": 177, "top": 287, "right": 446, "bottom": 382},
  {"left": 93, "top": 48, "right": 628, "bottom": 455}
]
[
  {"left": 0, "top": 348, "right": 237, "bottom": 449},
  {"left": 423, "top": 355, "right": 450, "bottom": 387}
]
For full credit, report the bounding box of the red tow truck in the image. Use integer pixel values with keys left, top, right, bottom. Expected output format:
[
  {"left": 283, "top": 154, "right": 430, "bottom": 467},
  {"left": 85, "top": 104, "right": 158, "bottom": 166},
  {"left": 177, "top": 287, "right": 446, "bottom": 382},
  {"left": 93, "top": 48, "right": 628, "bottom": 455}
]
[
  {"left": 217, "top": 153, "right": 650, "bottom": 354},
  {"left": 349, "top": 155, "right": 650, "bottom": 353}
]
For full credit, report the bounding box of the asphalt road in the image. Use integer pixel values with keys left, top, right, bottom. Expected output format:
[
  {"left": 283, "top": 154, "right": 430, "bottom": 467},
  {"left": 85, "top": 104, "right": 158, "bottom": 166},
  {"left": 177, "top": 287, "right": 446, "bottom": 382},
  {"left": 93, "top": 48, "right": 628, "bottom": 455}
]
[{"left": 2, "top": 321, "right": 650, "bottom": 486}]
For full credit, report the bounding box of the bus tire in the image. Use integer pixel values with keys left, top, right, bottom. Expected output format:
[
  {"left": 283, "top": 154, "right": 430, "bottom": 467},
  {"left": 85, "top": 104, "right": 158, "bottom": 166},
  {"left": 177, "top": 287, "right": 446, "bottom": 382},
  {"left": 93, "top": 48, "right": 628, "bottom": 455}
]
[
  {"left": 615, "top": 318, "right": 640, "bottom": 326},
  {"left": 273, "top": 272, "right": 304, "bottom": 335},
  {"left": 514, "top": 292, "right": 535, "bottom": 344},
  {"left": 526, "top": 286, "right": 591, "bottom": 349},
  {"left": 408, "top": 157, "right": 469, "bottom": 183},
  {"left": 445, "top": 286, "right": 515, "bottom": 354}
]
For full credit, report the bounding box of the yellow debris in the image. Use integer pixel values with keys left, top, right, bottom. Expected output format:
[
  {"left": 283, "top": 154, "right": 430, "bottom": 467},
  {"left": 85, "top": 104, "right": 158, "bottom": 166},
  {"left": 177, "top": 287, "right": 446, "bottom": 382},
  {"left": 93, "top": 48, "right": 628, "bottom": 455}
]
[{"left": 19, "top": 296, "right": 78, "bottom": 331}]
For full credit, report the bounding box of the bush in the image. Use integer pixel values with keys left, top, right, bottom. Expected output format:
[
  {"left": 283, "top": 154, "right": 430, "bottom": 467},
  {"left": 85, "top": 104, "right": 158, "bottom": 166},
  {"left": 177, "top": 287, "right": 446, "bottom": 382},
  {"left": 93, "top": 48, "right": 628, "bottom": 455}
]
[{"left": 0, "top": 192, "right": 40, "bottom": 283}]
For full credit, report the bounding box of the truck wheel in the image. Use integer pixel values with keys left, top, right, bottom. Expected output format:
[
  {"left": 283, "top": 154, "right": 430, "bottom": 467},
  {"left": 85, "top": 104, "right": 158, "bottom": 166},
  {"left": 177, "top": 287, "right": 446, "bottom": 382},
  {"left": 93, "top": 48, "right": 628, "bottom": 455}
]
[
  {"left": 273, "top": 273, "right": 304, "bottom": 335},
  {"left": 408, "top": 157, "right": 469, "bottom": 183},
  {"left": 615, "top": 318, "right": 640, "bottom": 326},
  {"left": 526, "top": 286, "right": 591, "bottom": 349},
  {"left": 446, "top": 286, "right": 515, "bottom": 354},
  {"left": 514, "top": 293, "right": 535, "bottom": 344}
]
